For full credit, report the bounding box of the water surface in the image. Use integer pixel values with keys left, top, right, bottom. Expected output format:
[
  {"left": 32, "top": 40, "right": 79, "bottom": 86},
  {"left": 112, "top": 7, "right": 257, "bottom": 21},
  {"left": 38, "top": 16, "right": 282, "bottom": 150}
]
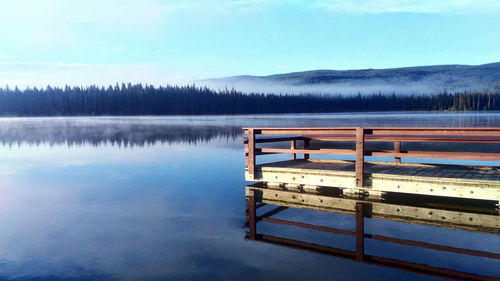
[{"left": 0, "top": 112, "right": 499, "bottom": 280}]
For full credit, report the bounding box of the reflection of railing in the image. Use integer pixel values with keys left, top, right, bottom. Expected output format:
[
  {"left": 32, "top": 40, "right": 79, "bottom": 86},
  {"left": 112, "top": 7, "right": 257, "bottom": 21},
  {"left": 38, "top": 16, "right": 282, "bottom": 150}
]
[
  {"left": 243, "top": 127, "right": 500, "bottom": 186},
  {"left": 244, "top": 191, "right": 500, "bottom": 281}
]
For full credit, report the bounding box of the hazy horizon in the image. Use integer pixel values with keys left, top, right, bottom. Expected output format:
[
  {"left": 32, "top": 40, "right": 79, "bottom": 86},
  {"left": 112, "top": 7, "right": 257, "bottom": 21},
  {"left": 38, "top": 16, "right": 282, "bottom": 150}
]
[
  {"left": 1, "top": 60, "right": 499, "bottom": 96},
  {"left": 1, "top": 0, "right": 499, "bottom": 88}
]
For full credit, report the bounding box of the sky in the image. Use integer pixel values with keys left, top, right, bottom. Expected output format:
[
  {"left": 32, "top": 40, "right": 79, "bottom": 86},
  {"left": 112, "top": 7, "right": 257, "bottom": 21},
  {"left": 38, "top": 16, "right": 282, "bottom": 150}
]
[{"left": 0, "top": 0, "right": 499, "bottom": 88}]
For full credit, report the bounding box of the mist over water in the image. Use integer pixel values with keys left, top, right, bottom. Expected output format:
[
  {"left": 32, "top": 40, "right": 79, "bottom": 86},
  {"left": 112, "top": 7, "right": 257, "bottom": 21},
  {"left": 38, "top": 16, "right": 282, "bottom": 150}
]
[
  {"left": 0, "top": 113, "right": 498, "bottom": 280},
  {"left": 0, "top": 118, "right": 241, "bottom": 147},
  {"left": 2, "top": 112, "right": 500, "bottom": 146}
]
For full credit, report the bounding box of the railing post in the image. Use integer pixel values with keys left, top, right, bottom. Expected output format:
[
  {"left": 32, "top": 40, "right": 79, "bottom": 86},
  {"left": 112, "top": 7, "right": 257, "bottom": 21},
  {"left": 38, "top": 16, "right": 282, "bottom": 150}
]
[
  {"left": 355, "top": 202, "right": 365, "bottom": 262},
  {"left": 355, "top": 127, "right": 365, "bottom": 187},
  {"left": 291, "top": 140, "right": 296, "bottom": 160},
  {"left": 248, "top": 129, "right": 256, "bottom": 176},
  {"left": 247, "top": 190, "right": 256, "bottom": 240},
  {"left": 304, "top": 139, "right": 310, "bottom": 160},
  {"left": 394, "top": 141, "right": 401, "bottom": 163}
]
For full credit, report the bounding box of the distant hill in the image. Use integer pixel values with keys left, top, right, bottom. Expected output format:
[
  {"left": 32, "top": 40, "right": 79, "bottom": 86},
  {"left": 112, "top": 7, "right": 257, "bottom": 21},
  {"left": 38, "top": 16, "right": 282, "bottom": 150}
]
[{"left": 201, "top": 62, "right": 500, "bottom": 95}]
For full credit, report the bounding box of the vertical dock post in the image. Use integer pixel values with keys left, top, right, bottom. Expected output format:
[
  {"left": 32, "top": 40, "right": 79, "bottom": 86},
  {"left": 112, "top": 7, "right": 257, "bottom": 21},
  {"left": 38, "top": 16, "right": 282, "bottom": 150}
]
[
  {"left": 304, "top": 139, "right": 310, "bottom": 160},
  {"left": 291, "top": 140, "right": 296, "bottom": 160},
  {"left": 355, "top": 127, "right": 365, "bottom": 187},
  {"left": 248, "top": 129, "right": 256, "bottom": 177},
  {"left": 355, "top": 202, "right": 365, "bottom": 262},
  {"left": 244, "top": 191, "right": 250, "bottom": 227},
  {"left": 247, "top": 190, "right": 256, "bottom": 240},
  {"left": 394, "top": 141, "right": 401, "bottom": 163}
]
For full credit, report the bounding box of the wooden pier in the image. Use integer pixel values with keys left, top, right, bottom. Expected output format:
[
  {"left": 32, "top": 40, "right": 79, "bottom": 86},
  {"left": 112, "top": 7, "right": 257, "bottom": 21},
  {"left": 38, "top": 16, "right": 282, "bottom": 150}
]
[{"left": 243, "top": 127, "right": 500, "bottom": 203}]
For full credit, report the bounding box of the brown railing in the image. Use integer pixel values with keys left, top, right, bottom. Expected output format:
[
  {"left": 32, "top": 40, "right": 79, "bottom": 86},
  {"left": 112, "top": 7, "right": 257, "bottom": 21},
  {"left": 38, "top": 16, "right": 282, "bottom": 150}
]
[{"left": 243, "top": 127, "right": 500, "bottom": 187}]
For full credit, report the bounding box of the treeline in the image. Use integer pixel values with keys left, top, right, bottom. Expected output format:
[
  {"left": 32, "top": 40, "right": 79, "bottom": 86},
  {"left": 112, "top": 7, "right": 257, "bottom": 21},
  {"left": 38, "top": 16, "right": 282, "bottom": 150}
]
[{"left": 0, "top": 83, "right": 498, "bottom": 116}]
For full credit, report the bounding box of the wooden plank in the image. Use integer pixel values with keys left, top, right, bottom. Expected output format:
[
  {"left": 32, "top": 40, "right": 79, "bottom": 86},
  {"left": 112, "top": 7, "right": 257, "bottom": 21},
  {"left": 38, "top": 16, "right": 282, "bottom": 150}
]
[
  {"left": 258, "top": 129, "right": 355, "bottom": 135},
  {"left": 260, "top": 148, "right": 356, "bottom": 155},
  {"left": 243, "top": 127, "right": 357, "bottom": 134},
  {"left": 355, "top": 202, "right": 365, "bottom": 262},
  {"left": 304, "top": 139, "right": 310, "bottom": 160},
  {"left": 305, "top": 135, "right": 500, "bottom": 143},
  {"left": 369, "top": 175, "right": 500, "bottom": 201},
  {"left": 244, "top": 140, "right": 249, "bottom": 167},
  {"left": 290, "top": 140, "right": 296, "bottom": 160},
  {"left": 356, "top": 127, "right": 365, "bottom": 187},
  {"left": 247, "top": 190, "right": 256, "bottom": 240},
  {"left": 244, "top": 127, "right": 500, "bottom": 138},
  {"left": 247, "top": 163, "right": 500, "bottom": 201},
  {"left": 244, "top": 127, "right": 500, "bottom": 130},
  {"left": 254, "top": 137, "right": 306, "bottom": 143},
  {"left": 370, "top": 150, "right": 500, "bottom": 161},
  {"left": 244, "top": 126, "right": 500, "bottom": 133},
  {"left": 248, "top": 129, "right": 256, "bottom": 176},
  {"left": 371, "top": 129, "right": 500, "bottom": 137},
  {"left": 254, "top": 148, "right": 500, "bottom": 161},
  {"left": 257, "top": 158, "right": 500, "bottom": 175},
  {"left": 394, "top": 141, "right": 401, "bottom": 163}
]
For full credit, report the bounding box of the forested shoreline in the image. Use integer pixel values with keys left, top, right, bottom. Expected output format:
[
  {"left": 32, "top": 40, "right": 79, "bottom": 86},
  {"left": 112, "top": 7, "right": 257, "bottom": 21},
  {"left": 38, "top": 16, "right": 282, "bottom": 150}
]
[{"left": 0, "top": 83, "right": 498, "bottom": 116}]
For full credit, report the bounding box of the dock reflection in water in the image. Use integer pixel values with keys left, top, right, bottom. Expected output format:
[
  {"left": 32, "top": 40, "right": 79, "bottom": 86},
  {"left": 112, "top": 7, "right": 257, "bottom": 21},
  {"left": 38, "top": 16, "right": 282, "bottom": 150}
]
[{"left": 244, "top": 183, "right": 500, "bottom": 281}]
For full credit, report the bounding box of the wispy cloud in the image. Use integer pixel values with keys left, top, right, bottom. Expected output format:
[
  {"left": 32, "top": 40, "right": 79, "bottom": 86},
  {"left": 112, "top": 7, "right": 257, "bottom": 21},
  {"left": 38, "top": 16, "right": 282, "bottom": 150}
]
[{"left": 313, "top": 0, "right": 500, "bottom": 14}]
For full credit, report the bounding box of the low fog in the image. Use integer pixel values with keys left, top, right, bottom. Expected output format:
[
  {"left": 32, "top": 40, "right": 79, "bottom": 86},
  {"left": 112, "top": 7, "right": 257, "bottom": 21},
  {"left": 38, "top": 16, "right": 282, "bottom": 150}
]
[
  {"left": 200, "top": 63, "right": 499, "bottom": 95},
  {"left": 200, "top": 76, "right": 486, "bottom": 95}
]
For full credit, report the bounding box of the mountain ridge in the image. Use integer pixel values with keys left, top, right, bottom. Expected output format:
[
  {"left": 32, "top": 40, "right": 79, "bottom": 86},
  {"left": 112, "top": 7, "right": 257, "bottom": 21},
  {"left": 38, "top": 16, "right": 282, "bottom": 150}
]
[{"left": 201, "top": 62, "right": 500, "bottom": 94}]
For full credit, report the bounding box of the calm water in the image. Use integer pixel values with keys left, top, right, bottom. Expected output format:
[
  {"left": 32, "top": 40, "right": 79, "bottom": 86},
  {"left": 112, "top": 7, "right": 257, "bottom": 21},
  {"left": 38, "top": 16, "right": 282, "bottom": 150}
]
[{"left": 0, "top": 112, "right": 499, "bottom": 281}]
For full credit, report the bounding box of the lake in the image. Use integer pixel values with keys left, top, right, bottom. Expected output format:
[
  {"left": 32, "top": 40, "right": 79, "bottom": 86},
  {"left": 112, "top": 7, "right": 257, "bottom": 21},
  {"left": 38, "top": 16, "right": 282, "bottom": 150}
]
[{"left": 0, "top": 112, "right": 499, "bottom": 281}]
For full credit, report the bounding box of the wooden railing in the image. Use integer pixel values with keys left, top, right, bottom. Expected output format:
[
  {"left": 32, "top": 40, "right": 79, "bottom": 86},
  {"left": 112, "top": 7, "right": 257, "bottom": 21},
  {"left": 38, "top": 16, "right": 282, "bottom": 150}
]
[{"left": 243, "top": 127, "right": 500, "bottom": 187}]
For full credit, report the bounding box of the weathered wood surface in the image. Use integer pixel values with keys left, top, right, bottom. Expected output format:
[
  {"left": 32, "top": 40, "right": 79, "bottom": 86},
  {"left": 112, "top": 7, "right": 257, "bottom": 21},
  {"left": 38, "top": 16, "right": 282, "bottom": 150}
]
[
  {"left": 394, "top": 141, "right": 401, "bottom": 163},
  {"left": 243, "top": 127, "right": 500, "bottom": 136},
  {"left": 244, "top": 126, "right": 500, "bottom": 200},
  {"left": 246, "top": 159, "right": 500, "bottom": 201},
  {"left": 355, "top": 127, "right": 365, "bottom": 187},
  {"left": 247, "top": 129, "right": 255, "bottom": 175},
  {"left": 258, "top": 159, "right": 500, "bottom": 181},
  {"left": 255, "top": 148, "right": 500, "bottom": 161},
  {"left": 305, "top": 135, "right": 500, "bottom": 143}
]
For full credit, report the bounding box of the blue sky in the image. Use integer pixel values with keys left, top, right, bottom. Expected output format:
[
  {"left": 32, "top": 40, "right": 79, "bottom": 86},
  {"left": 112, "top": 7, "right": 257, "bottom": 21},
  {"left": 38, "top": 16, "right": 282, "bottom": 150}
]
[{"left": 0, "top": 0, "right": 499, "bottom": 87}]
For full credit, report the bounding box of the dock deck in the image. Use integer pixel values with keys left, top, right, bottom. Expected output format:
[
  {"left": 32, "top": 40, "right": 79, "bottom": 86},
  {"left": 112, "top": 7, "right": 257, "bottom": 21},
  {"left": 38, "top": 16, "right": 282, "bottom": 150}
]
[
  {"left": 243, "top": 127, "right": 500, "bottom": 202},
  {"left": 260, "top": 159, "right": 500, "bottom": 181},
  {"left": 248, "top": 159, "right": 500, "bottom": 201}
]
